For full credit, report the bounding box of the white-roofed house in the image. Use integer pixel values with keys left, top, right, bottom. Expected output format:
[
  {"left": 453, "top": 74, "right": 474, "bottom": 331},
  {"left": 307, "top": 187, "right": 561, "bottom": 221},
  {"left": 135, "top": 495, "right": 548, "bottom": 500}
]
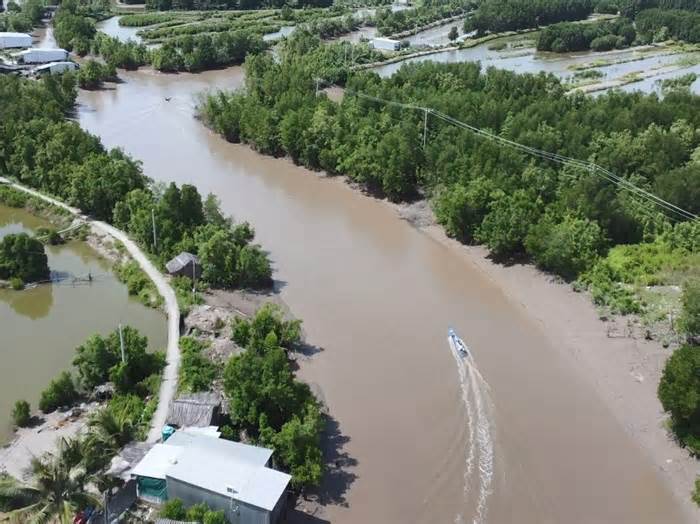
[{"left": 131, "top": 431, "right": 291, "bottom": 524}]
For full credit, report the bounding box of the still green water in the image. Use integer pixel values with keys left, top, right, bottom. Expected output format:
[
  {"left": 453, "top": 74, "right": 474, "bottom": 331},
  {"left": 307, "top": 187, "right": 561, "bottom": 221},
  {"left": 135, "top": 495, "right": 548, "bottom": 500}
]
[{"left": 0, "top": 205, "right": 167, "bottom": 442}]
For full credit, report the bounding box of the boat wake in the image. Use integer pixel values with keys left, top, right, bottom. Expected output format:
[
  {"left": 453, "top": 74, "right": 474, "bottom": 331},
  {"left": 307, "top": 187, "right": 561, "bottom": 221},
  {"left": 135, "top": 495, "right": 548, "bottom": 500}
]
[{"left": 448, "top": 330, "right": 494, "bottom": 524}]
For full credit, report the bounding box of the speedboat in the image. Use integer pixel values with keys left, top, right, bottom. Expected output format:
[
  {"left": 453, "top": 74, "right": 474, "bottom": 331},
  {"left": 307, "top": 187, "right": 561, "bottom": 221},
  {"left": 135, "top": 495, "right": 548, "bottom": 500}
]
[{"left": 448, "top": 327, "right": 469, "bottom": 357}]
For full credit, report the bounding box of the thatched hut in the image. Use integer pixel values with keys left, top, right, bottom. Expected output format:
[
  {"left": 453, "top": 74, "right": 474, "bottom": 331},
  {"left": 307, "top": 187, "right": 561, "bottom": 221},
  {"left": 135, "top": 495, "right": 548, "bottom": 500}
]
[{"left": 166, "top": 392, "right": 221, "bottom": 428}]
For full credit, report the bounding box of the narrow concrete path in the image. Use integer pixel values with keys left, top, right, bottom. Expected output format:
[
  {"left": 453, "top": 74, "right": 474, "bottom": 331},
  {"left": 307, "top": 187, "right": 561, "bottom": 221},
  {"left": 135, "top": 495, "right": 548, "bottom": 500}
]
[{"left": 0, "top": 177, "right": 179, "bottom": 443}]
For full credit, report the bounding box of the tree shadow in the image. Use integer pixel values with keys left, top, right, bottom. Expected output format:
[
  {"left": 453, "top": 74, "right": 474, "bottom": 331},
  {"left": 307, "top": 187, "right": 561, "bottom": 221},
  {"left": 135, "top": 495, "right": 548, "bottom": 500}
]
[
  {"left": 295, "top": 341, "right": 324, "bottom": 358},
  {"left": 26, "top": 415, "right": 45, "bottom": 429},
  {"left": 284, "top": 416, "right": 357, "bottom": 523}
]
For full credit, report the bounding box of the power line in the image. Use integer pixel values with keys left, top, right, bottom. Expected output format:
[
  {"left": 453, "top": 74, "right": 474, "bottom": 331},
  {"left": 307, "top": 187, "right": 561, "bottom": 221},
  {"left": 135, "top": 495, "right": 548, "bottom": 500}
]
[{"left": 340, "top": 86, "right": 698, "bottom": 223}]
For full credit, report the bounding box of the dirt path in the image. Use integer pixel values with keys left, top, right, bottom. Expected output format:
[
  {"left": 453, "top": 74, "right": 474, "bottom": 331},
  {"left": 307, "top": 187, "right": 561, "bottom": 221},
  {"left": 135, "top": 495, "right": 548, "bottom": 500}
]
[{"left": 0, "top": 177, "right": 179, "bottom": 444}]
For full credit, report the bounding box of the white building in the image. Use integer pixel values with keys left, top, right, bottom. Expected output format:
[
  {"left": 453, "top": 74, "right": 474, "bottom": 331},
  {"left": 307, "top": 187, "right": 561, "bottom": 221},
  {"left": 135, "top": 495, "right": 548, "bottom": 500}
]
[
  {"left": 14, "top": 48, "right": 69, "bottom": 64},
  {"left": 131, "top": 431, "right": 291, "bottom": 524},
  {"left": 34, "top": 61, "right": 79, "bottom": 75},
  {"left": 371, "top": 37, "right": 401, "bottom": 51},
  {"left": 0, "top": 32, "right": 32, "bottom": 49}
]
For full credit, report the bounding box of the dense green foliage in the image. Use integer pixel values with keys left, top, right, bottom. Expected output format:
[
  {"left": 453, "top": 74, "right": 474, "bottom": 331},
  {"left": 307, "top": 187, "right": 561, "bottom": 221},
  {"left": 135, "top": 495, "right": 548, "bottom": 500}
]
[
  {"left": 77, "top": 59, "right": 117, "bottom": 89},
  {"left": 635, "top": 8, "right": 700, "bottom": 43},
  {"left": 466, "top": 0, "right": 594, "bottom": 34},
  {"left": 231, "top": 303, "right": 302, "bottom": 350},
  {"left": 114, "top": 186, "right": 272, "bottom": 289},
  {"left": 680, "top": 279, "right": 700, "bottom": 341},
  {"left": 202, "top": 34, "right": 699, "bottom": 285},
  {"left": 72, "top": 326, "right": 165, "bottom": 394},
  {"left": 11, "top": 400, "right": 30, "bottom": 428},
  {"left": 658, "top": 344, "right": 700, "bottom": 454},
  {"left": 376, "top": 0, "right": 470, "bottom": 36},
  {"left": 0, "top": 233, "right": 49, "bottom": 283},
  {"left": 694, "top": 476, "right": 700, "bottom": 507},
  {"left": 179, "top": 336, "right": 217, "bottom": 392},
  {"left": 0, "top": 75, "right": 147, "bottom": 220},
  {"left": 537, "top": 18, "right": 636, "bottom": 52},
  {"left": 39, "top": 371, "right": 78, "bottom": 413},
  {"left": 0, "top": 0, "right": 43, "bottom": 32},
  {"left": 150, "top": 30, "right": 266, "bottom": 72},
  {"left": 224, "top": 306, "right": 322, "bottom": 487},
  {"left": 160, "top": 499, "right": 228, "bottom": 523}
]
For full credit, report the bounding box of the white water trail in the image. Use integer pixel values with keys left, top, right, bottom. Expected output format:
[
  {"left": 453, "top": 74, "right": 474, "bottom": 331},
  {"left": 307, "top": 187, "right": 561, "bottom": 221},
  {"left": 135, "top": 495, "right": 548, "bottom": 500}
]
[
  {"left": 449, "top": 340, "right": 477, "bottom": 495},
  {"left": 448, "top": 334, "right": 495, "bottom": 524},
  {"left": 467, "top": 358, "right": 494, "bottom": 524}
]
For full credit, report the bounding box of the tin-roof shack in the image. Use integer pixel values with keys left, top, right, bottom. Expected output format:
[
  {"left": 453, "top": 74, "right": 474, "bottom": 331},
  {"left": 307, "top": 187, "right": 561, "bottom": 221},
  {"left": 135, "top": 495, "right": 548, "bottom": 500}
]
[
  {"left": 14, "top": 48, "right": 69, "bottom": 64},
  {"left": 131, "top": 431, "right": 291, "bottom": 524},
  {"left": 165, "top": 252, "right": 202, "bottom": 280}
]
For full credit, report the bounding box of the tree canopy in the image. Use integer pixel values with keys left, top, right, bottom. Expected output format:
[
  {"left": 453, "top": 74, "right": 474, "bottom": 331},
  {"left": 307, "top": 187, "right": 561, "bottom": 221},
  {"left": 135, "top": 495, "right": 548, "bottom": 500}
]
[{"left": 0, "top": 233, "right": 49, "bottom": 283}]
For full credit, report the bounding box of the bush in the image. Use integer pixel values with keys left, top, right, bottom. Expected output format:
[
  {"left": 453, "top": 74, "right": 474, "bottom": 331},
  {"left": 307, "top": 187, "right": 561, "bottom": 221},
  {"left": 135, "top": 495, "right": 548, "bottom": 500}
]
[
  {"left": 39, "top": 371, "right": 78, "bottom": 413},
  {"left": 179, "top": 337, "right": 216, "bottom": 392},
  {"left": 12, "top": 400, "right": 31, "bottom": 427},
  {"left": 9, "top": 277, "right": 24, "bottom": 290},
  {"left": 693, "top": 476, "right": 700, "bottom": 507},
  {"left": 525, "top": 214, "right": 605, "bottom": 280},
  {"left": 160, "top": 498, "right": 186, "bottom": 520},
  {"left": 680, "top": 279, "right": 700, "bottom": 342},
  {"left": 658, "top": 345, "right": 700, "bottom": 454},
  {"left": 231, "top": 303, "right": 302, "bottom": 353}
]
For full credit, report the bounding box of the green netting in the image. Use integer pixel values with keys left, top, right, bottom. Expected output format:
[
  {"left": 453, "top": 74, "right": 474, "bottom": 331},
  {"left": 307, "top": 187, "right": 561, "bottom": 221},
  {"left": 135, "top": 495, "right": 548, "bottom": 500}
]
[{"left": 138, "top": 476, "right": 168, "bottom": 501}]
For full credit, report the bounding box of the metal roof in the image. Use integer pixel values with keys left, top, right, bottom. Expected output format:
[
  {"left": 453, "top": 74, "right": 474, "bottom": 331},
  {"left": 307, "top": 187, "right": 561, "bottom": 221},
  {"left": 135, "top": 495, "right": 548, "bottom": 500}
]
[
  {"left": 130, "top": 443, "right": 183, "bottom": 480},
  {"left": 165, "top": 252, "right": 200, "bottom": 273},
  {"left": 132, "top": 432, "right": 289, "bottom": 511}
]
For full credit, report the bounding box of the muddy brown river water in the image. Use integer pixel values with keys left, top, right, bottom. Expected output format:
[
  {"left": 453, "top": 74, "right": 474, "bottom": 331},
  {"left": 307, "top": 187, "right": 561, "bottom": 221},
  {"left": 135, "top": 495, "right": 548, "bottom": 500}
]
[{"left": 76, "top": 68, "right": 688, "bottom": 523}]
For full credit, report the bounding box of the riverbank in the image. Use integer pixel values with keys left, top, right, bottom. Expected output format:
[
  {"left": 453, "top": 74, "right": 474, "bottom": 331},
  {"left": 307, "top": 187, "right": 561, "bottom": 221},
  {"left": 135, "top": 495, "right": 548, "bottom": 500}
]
[{"left": 388, "top": 199, "right": 700, "bottom": 519}]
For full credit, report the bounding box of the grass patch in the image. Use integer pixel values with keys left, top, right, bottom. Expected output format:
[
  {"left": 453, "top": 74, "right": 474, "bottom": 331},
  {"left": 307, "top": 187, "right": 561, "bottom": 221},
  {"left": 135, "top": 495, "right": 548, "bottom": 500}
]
[{"left": 115, "top": 259, "right": 163, "bottom": 309}]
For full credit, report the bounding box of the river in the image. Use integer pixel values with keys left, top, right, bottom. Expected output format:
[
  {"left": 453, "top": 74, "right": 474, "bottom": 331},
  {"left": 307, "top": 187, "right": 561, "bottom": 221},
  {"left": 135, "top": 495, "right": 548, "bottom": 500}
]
[
  {"left": 76, "top": 67, "right": 689, "bottom": 523},
  {"left": 0, "top": 205, "right": 167, "bottom": 442}
]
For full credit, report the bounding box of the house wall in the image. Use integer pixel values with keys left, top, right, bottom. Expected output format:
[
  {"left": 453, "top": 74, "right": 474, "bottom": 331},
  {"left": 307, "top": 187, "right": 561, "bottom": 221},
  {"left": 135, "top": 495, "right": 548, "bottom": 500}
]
[{"left": 166, "top": 476, "right": 272, "bottom": 524}]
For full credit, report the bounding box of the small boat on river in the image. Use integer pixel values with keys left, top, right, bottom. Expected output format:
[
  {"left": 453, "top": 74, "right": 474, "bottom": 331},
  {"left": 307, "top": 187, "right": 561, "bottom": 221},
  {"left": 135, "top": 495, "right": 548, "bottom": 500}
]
[{"left": 448, "top": 327, "right": 469, "bottom": 357}]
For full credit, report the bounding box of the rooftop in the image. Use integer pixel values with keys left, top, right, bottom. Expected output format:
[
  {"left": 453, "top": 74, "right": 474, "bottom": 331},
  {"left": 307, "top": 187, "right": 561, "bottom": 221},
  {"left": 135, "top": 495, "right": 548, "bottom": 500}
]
[
  {"left": 166, "top": 392, "right": 220, "bottom": 428},
  {"left": 132, "top": 432, "right": 290, "bottom": 511},
  {"left": 165, "top": 251, "right": 200, "bottom": 273}
]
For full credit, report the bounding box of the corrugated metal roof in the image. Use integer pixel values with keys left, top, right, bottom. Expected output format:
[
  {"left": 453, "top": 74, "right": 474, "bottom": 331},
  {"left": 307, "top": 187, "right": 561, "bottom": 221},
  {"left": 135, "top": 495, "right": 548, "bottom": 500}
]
[
  {"left": 133, "top": 433, "right": 289, "bottom": 510},
  {"left": 166, "top": 392, "right": 220, "bottom": 428},
  {"left": 165, "top": 252, "right": 200, "bottom": 273}
]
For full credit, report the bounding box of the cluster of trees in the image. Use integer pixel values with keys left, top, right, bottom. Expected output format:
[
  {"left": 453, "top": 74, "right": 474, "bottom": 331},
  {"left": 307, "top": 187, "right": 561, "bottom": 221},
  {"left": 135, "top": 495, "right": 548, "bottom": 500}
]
[
  {"left": 376, "top": 0, "right": 470, "bottom": 36},
  {"left": 151, "top": 30, "right": 266, "bottom": 72},
  {"left": 77, "top": 59, "right": 117, "bottom": 89},
  {"left": 145, "top": 0, "right": 330, "bottom": 10},
  {"left": 224, "top": 304, "right": 323, "bottom": 488},
  {"left": 36, "top": 326, "right": 164, "bottom": 413},
  {"left": 0, "top": 233, "right": 49, "bottom": 285},
  {"left": 635, "top": 8, "right": 700, "bottom": 43},
  {"left": 537, "top": 17, "right": 636, "bottom": 52},
  {"left": 114, "top": 185, "right": 272, "bottom": 289},
  {"left": 0, "top": 0, "right": 43, "bottom": 33},
  {"left": 466, "top": 0, "right": 595, "bottom": 34},
  {"left": 0, "top": 74, "right": 148, "bottom": 220},
  {"left": 202, "top": 34, "right": 700, "bottom": 288}
]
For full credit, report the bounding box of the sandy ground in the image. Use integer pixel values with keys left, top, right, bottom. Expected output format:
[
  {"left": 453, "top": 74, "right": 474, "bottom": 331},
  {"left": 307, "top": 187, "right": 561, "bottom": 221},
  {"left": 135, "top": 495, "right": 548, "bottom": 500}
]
[
  {"left": 0, "top": 404, "right": 99, "bottom": 482},
  {"left": 394, "top": 200, "right": 700, "bottom": 519}
]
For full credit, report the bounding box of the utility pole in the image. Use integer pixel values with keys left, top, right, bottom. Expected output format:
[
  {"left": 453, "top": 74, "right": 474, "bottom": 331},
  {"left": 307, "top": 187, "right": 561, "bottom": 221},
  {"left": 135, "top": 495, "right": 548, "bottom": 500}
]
[
  {"left": 103, "top": 490, "right": 109, "bottom": 524},
  {"left": 118, "top": 323, "right": 125, "bottom": 364},
  {"left": 423, "top": 107, "right": 429, "bottom": 148},
  {"left": 192, "top": 260, "right": 196, "bottom": 304},
  {"left": 151, "top": 208, "right": 157, "bottom": 251}
]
